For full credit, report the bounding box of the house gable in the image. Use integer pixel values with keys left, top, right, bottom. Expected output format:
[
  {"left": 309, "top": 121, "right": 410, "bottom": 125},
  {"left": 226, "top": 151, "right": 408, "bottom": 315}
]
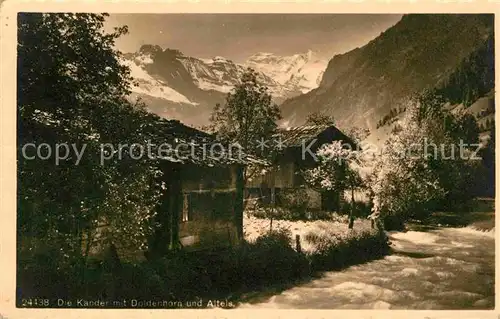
[{"left": 247, "top": 124, "right": 357, "bottom": 189}]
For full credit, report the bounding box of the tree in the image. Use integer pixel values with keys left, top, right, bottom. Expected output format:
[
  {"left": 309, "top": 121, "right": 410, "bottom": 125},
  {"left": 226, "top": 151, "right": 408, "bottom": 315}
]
[
  {"left": 368, "top": 92, "right": 481, "bottom": 229},
  {"left": 368, "top": 108, "right": 444, "bottom": 230},
  {"left": 209, "top": 68, "right": 282, "bottom": 239},
  {"left": 17, "top": 13, "right": 160, "bottom": 269},
  {"left": 210, "top": 68, "right": 281, "bottom": 156},
  {"left": 302, "top": 141, "right": 364, "bottom": 229},
  {"left": 304, "top": 112, "right": 335, "bottom": 126}
]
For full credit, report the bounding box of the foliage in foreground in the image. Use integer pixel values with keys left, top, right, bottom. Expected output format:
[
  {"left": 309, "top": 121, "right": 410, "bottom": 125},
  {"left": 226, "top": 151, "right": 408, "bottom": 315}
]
[
  {"left": 18, "top": 228, "right": 389, "bottom": 304},
  {"left": 368, "top": 91, "right": 484, "bottom": 229},
  {"left": 305, "top": 228, "right": 390, "bottom": 271},
  {"left": 18, "top": 13, "right": 162, "bottom": 266}
]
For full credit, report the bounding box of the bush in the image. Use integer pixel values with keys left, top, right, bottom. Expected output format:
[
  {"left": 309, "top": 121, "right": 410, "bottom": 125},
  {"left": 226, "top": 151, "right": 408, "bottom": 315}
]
[
  {"left": 253, "top": 227, "right": 292, "bottom": 247},
  {"left": 116, "top": 263, "right": 167, "bottom": 300},
  {"left": 249, "top": 189, "right": 342, "bottom": 222},
  {"left": 382, "top": 214, "right": 406, "bottom": 231},
  {"left": 354, "top": 201, "right": 373, "bottom": 218},
  {"left": 150, "top": 250, "right": 218, "bottom": 299},
  {"left": 308, "top": 210, "right": 335, "bottom": 220},
  {"left": 250, "top": 206, "right": 290, "bottom": 219},
  {"left": 249, "top": 205, "right": 339, "bottom": 222},
  {"left": 236, "top": 228, "right": 310, "bottom": 289},
  {"left": 18, "top": 227, "right": 388, "bottom": 304},
  {"left": 18, "top": 248, "right": 72, "bottom": 300},
  {"left": 305, "top": 229, "right": 390, "bottom": 271},
  {"left": 340, "top": 201, "right": 351, "bottom": 215},
  {"left": 279, "top": 189, "right": 310, "bottom": 220},
  {"left": 338, "top": 200, "right": 372, "bottom": 218},
  {"left": 145, "top": 228, "right": 310, "bottom": 298}
]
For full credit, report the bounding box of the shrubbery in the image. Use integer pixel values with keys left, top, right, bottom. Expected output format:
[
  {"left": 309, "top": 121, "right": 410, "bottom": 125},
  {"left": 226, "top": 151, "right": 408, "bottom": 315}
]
[
  {"left": 250, "top": 206, "right": 339, "bottom": 222},
  {"left": 368, "top": 92, "right": 484, "bottom": 229},
  {"left": 279, "top": 189, "right": 310, "bottom": 220},
  {"left": 151, "top": 229, "right": 310, "bottom": 298},
  {"left": 305, "top": 228, "right": 390, "bottom": 271},
  {"left": 249, "top": 187, "right": 343, "bottom": 221},
  {"left": 18, "top": 227, "right": 389, "bottom": 305},
  {"left": 340, "top": 200, "right": 372, "bottom": 218},
  {"left": 145, "top": 229, "right": 311, "bottom": 299}
]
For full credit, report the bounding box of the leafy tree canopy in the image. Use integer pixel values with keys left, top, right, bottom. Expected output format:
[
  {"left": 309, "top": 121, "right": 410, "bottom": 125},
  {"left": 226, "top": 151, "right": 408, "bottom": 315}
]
[
  {"left": 18, "top": 13, "right": 160, "bottom": 260},
  {"left": 209, "top": 68, "right": 282, "bottom": 159}
]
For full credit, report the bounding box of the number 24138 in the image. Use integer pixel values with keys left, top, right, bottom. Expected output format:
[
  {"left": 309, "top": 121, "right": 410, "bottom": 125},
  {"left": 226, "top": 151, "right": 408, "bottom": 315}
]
[{"left": 21, "top": 299, "right": 50, "bottom": 307}]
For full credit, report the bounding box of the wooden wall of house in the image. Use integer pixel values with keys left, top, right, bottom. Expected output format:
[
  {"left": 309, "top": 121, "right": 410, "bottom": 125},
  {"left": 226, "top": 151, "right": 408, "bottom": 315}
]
[
  {"left": 247, "top": 155, "right": 296, "bottom": 189},
  {"left": 182, "top": 164, "right": 236, "bottom": 191},
  {"left": 178, "top": 164, "right": 240, "bottom": 250},
  {"left": 246, "top": 162, "right": 296, "bottom": 189}
]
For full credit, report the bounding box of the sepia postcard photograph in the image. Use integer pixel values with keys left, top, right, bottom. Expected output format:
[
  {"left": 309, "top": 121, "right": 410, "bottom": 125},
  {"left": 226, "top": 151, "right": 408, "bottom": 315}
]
[{"left": 0, "top": 3, "right": 497, "bottom": 316}]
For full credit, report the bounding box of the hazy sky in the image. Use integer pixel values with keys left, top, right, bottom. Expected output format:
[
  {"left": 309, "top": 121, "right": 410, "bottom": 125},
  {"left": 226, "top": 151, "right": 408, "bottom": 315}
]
[{"left": 105, "top": 14, "right": 403, "bottom": 62}]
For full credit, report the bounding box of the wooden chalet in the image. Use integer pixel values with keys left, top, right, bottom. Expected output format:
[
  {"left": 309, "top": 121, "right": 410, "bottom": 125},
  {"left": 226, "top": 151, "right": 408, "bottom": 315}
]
[
  {"left": 246, "top": 124, "right": 357, "bottom": 212},
  {"left": 145, "top": 118, "right": 261, "bottom": 257}
]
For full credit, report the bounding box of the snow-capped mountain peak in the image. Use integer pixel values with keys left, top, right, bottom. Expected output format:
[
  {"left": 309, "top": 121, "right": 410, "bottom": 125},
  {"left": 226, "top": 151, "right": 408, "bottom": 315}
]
[
  {"left": 119, "top": 46, "right": 328, "bottom": 126},
  {"left": 245, "top": 50, "right": 327, "bottom": 93},
  {"left": 120, "top": 56, "right": 198, "bottom": 106},
  {"left": 212, "top": 56, "right": 233, "bottom": 64}
]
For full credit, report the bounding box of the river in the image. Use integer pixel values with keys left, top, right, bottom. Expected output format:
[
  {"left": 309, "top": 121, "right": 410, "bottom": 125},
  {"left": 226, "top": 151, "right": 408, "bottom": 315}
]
[{"left": 239, "top": 224, "right": 495, "bottom": 309}]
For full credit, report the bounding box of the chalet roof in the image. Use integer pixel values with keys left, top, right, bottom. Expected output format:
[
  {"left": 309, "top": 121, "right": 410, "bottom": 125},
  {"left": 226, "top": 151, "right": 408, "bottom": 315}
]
[
  {"left": 148, "top": 117, "right": 263, "bottom": 166},
  {"left": 275, "top": 124, "right": 356, "bottom": 149}
]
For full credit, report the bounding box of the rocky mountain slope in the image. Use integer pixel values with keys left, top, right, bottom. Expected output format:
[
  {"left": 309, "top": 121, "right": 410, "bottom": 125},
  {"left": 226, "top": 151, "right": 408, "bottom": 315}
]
[
  {"left": 121, "top": 45, "right": 327, "bottom": 127},
  {"left": 279, "top": 14, "right": 495, "bottom": 133}
]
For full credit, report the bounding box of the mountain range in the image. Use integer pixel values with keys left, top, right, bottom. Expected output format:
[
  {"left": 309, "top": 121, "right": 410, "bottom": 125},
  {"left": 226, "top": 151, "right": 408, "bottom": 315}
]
[
  {"left": 122, "top": 14, "right": 494, "bottom": 140},
  {"left": 121, "top": 46, "right": 327, "bottom": 127}
]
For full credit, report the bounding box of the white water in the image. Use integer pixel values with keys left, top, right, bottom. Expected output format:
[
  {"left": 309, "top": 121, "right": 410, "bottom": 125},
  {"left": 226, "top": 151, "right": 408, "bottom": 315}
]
[{"left": 239, "top": 226, "right": 494, "bottom": 309}]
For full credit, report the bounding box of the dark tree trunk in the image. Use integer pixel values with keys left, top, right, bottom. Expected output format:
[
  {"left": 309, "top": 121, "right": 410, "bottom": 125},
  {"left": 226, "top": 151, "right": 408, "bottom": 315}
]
[
  {"left": 348, "top": 182, "right": 355, "bottom": 229},
  {"left": 270, "top": 186, "right": 275, "bottom": 232},
  {"left": 295, "top": 235, "right": 302, "bottom": 253},
  {"left": 321, "top": 190, "right": 338, "bottom": 211},
  {"left": 234, "top": 165, "right": 245, "bottom": 241},
  {"left": 103, "top": 243, "right": 121, "bottom": 272},
  {"left": 103, "top": 243, "right": 122, "bottom": 300},
  {"left": 348, "top": 214, "right": 354, "bottom": 229}
]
